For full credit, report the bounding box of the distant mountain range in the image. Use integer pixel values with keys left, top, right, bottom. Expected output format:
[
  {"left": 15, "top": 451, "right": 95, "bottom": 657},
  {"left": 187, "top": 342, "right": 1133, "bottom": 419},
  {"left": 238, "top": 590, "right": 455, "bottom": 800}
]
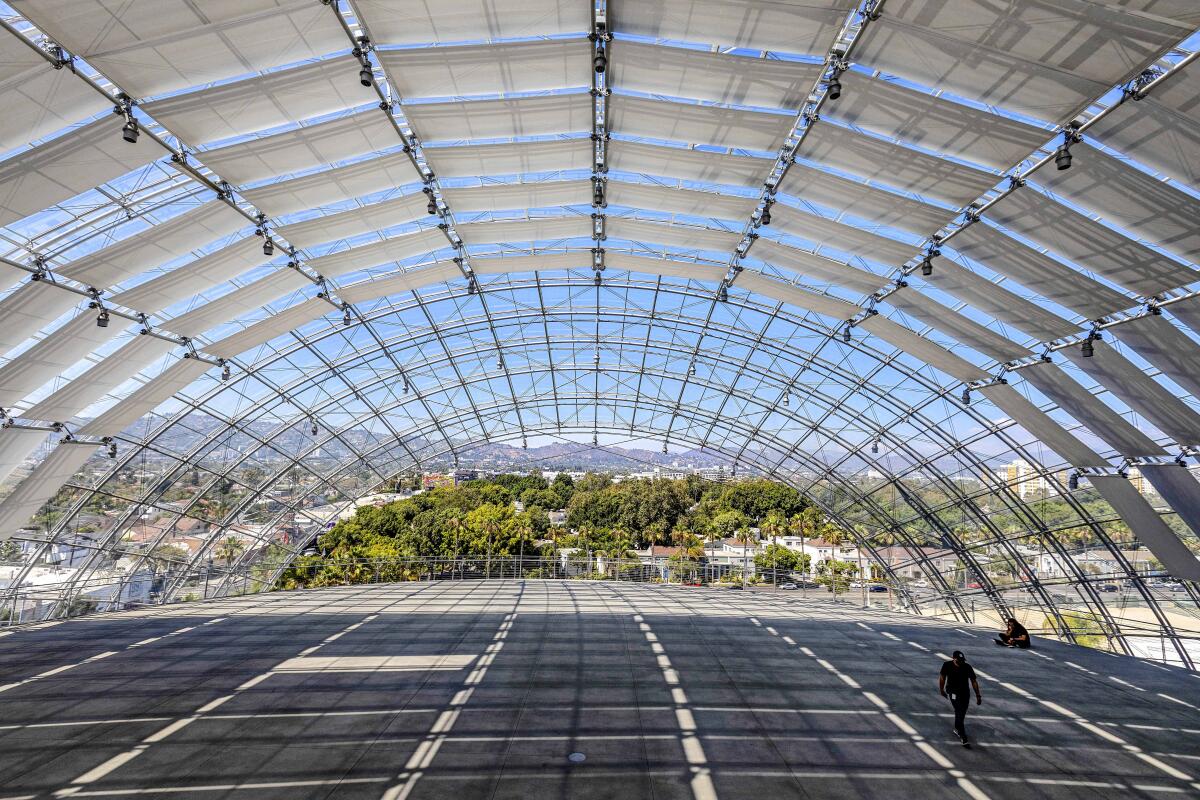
[
  {"left": 448, "top": 440, "right": 740, "bottom": 473},
  {"left": 135, "top": 413, "right": 741, "bottom": 473}
]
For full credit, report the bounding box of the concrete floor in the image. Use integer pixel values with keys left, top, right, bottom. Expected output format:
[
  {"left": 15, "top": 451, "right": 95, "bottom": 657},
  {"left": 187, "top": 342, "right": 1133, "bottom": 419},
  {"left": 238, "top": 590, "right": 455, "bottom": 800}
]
[{"left": 1, "top": 582, "right": 1198, "bottom": 800}]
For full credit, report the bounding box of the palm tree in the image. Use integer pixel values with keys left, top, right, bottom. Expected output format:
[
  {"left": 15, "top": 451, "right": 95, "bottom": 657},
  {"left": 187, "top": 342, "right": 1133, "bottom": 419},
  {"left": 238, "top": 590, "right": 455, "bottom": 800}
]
[
  {"left": 514, "top": 514, "right": 534, "bottom": 573},
  {"left": 734, "top": 524, "right": 756, "bottom": 588},
  {"left": 760, "top": 511, "right": 786, "bottom": 586},
  {"left": 445, "top": 516, "right": 463, "bottom": 577},
  {"left": 482, "top": 516, "right": 501, "bottom": 578},
  {"left": 215, "top": 535, "right": 245, "bottom": 566}
]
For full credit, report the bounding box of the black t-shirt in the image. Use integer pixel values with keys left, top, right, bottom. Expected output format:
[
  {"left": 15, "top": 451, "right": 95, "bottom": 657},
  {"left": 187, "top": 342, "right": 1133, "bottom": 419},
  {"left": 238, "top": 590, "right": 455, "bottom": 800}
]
[
  {"left": 940, "top": 660, "right": 976, "bottom": 697},
  {"left": 1009, "top": 621, "right": 1031, "bottom": 647}
]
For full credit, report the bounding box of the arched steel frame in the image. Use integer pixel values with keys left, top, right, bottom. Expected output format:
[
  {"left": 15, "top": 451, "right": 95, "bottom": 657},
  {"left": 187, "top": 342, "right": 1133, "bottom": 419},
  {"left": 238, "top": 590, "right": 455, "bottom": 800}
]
[{"left": 13, "top": 273, "right": 1193, "bottom": 664}]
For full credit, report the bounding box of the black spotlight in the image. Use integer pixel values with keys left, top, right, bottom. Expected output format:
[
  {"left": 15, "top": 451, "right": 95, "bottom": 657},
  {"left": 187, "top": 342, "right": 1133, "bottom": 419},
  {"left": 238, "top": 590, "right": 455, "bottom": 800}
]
[
  {"left": 760, "top": 206, "right": 772, "bottom": 226},
  {"left": 263, "top": 237, "right": 274, "bottom": 256},
  {"left": 1055, "top": 141, "right": 1072, "bottom": 170},
  {"left": 593, "top": 52, "right": 607, "bottom": 74},
  {"left": 920, "top": 254, "right": 933, "bottom": 276},
  {"left": 310, "top": 421, "right": 318, "bottom": 436},
  {"left": 359, "top": 65, "right": 373, "bottom": 87},
  {"left": 96, "top": 309, "right": 110, "bottom": 328},
  {"left": 961, "top": 387, "right": 971, "bottom": 405},
  {"left": 1081, "top": 335, "right": 1094, "bottom": 358},
  {"left": 221, "top": 363, "right": 231, "bottom": 381},
  {"left": 1068, "top": 471, "right": 1079, "bottom": 491},
  {"left": 871, "top": 440, "right": 879, "bottom": 454},
  {"left": 842, "top": 326, "right": 851, "bottom": 343},
  {"left": 342, "top": 307, "right": 352, "bottom": 326},
  {"left": 122, "top": 118, "right": 139, "bottom": 144},
  {"left": 827, "top": 78, "right": 841, "bottom": 100}
]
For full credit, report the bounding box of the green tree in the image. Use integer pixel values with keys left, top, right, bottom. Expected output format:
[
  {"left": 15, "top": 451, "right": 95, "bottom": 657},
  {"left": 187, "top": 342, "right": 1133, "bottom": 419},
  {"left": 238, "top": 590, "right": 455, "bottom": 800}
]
[
  {"left": 755, "top": 543, "right": 799, "bottom": 577},
  {"left": 818, "top": 559, "right": 858, "bottom": 598},
  {"left": 0, "top": 540, "right": 22, "bottom": 563}
]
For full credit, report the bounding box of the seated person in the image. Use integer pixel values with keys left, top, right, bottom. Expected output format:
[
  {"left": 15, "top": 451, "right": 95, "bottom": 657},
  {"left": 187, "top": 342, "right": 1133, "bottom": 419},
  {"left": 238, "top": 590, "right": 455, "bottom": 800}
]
[{"left": 995, "top": 617, "right": 1031, "bottom": 648}]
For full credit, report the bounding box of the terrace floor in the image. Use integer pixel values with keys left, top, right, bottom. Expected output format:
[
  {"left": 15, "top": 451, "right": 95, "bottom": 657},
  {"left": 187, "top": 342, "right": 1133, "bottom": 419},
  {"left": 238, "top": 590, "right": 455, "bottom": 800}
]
[{"left": 1, "top": 580, "right": 1198, "bottom": 799}]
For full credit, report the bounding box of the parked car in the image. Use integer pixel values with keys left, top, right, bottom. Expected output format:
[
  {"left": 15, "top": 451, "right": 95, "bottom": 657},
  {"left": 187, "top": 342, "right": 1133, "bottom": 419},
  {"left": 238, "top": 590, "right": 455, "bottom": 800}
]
[
  {"left": 779, "top": 582, "right": 798, "bottom": 590},
  {"left": 868, "top": 584, "right": 888, "bottom": 593},
  {"left": 726, "top": 584, "right": 744, "bottom": 590},
  {"left": 1098, "top": 584, "right": 1118, "bottom": 592}
]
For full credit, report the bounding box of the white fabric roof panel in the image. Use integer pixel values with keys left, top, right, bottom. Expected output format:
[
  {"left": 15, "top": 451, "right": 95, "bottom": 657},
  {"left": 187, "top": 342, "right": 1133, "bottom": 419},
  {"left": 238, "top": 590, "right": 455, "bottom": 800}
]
[
  {"left": 354, "top": 0, "right": 590, "bottom": 44},
  {"left": 163, "top": 269, "right": 312, "bottom": 338},
  {"left": 1059, "top": 340, "right": 1200, "bottom": 447},
  {"left": 606, "top": 218, "right": 741, "bottom": 254},
  {"left": 80, "top": 357, "right": 210, "bottom": 437},
  {"left": 609, "top": 95, "right": 794, "bottom": 152},
  {"left": 241, "top": 152, "right": 421, "bottom": 218},
  {"left": 0, "top": 116, "right": 162, "bottom": 229},
  {"left": 605, "top": 182, "right": 758, "bottom": 223},
  {"left": 829, "top": 73, "right": 1051, "bottom": 171},
  {"left": 206, "top": 297, "right": 330, "bottom": 360},
  {"left": 751, "top": 238, "right": 885, "bottom": 294},
  {"left": 337, "top": 264, "right": 465, "bottom": 305},
  {"left": 884, "top": 291, "right": 1032, "bottom": 363},
  {"left": 0, "top": 313, "right": 125, "bottom": 408},
  {"left": 853, "top": 0, "right": 1193, "bottom": 124},
  {"left": 768, "top": 204, "right": 915, "bottom": 267},
  {"left": 11, "top": 0, "right": 348, "bottom": 101},
  {"left": 606, "top": 253, "right": 727, "bottom": 284},
  {"left": 1033, "top": 143, "right": 1200, "bottom": 266},
  {"left": 143, "top": 57, "right": 379, "bottom": 146},
  {"left": 470, "top": 253, "right": 585, "bottom": 276},
  {"left": 923, "top": 260, "right": 1081, "bottom": 342},
  {"left": 404, "top": 94, "right": 593, "bottom": 143},
  {"left": 1087, "top": 73, "right": 1200, "bottom": 187},
  {"left": 610, "top": 42, "right": 820, "bottom": 110},
  {"left": 380, "top": 40, "right": 589, "bottom": 99},
  {"left": 1021, "top": 363, "right": 1167, "bottom": 457},
  {"left": 24, "top": 335, "right": 175, "bottom": 423},
  {"left": 1163, "top": 294, "right": 1200, "bottom": 341},
  {"left": 0, "top": 444, "right": 98, "bottom": 541},
  {"left": 1090, "top": 475, "right": 1200, "bottom": 582},
  {"left": 778, "top": 163, "right": 953, "bottom": 238},
  {"left": 986, "top": 189, "right": 1196, "bottom": 298},
  {"left": 59, "top": 200, "right": 248, "bottom": 290},
  {"left": 980, "top": 383, "right": 1105, "bottom": 468},
  {"left": 1112, "top": 313, "right": 1200, "bottom": 404},
  {"left": 615, "top": 0, "right": 849, "bottom": 55},
  {"left": 800, "top": 124, "right": 999, "bottom": 208},
  {"left": 0, "top": 30, "right": 109, "bottom": 155},
  {"left": 198, "top": 111, "right": 400, "bottom": 187},
  {"left": 0, "top": 282, "right": 80, "bottom": 357},
  {"left": 459, "top": 217, "right": 592, "bottom": 245},
  {"left": 424, "top": 138, "right": 592, "bottom": 179},
  {"left": 609, "top": 141, "right": 770, "bottom": 189},
  {"left": 276, "top": 193, "right": 430, "bottom": 250},
  {"left": 1139, "top": 464, "right": 1200, "bottom": 553},
  {"left": 0, "top": 428, "right": 47, "bottom": 488},
  {"left": 111, "top": 237, "right": 269, "bottom": 315},
  {"left": 859, "top": 314, "right": 989, "bottom": 383},
  {"left": 949, "top": 222, "right": 1131, "bottom": 321},
  {"left": 306, "top": 229, "right": 449, "bottom": 279},
  {"left": 736, "top": 272, "right": 859, "bottom": 322},
  {"left": 442, "top": 181, "right": 592, "bottom": 214}
]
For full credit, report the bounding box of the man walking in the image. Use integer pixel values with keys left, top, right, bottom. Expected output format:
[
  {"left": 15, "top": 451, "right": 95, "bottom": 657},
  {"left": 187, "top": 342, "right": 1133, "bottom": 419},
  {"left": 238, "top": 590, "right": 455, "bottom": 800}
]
[{"left": 939, "top": 650, "right": 982, "bottom": 745}]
